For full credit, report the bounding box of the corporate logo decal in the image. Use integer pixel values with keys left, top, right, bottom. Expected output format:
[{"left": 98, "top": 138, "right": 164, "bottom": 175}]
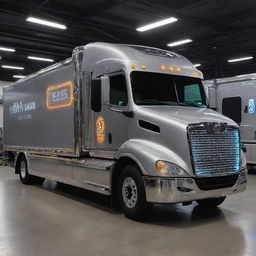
[
  {"left": 96, "top": 116, "right": 105, "bottom": 143},
  {"left": 205, "top": 122, "right": 227, "bottom": 134},
  {"left": 248, "top": 98, "right": 255, "bottom": 114},
  {"left": 9, "top": 101, "right": 36, "bottom": 120},
  {"left": 46, "top": 81, "right": 74, "bottom": 109},
  {"left": 9, "top": 101, "right": 36, "bottom": 115}
]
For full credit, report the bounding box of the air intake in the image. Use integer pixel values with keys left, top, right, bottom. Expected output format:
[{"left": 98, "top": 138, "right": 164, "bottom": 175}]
[{"left": 188, "top": 123, "right": 240, "bottom": 177}]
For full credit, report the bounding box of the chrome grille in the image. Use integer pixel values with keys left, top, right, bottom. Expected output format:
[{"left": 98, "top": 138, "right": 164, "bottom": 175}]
[{"left": 188, "top": 123, "right": 240, "bottom": 176}]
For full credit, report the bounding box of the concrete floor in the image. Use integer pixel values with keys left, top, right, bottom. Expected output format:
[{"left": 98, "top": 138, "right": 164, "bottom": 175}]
[{"left": 0, "top": 167, "right": 256, "bottom": 256}]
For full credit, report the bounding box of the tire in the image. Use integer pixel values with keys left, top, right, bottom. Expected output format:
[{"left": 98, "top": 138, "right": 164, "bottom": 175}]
[
  {"left": 118, "top": 165, "right": 151, "bottom": 221},
  {"left": 17, "top": 155, "right": 45, "bottom": 185},
  {"left": 196, "top": 196, "right": 226, "bottom": 207}
]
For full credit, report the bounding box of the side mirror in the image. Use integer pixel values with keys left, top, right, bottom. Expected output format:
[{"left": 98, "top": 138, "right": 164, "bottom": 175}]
[
  {"left": 101, "top": 76, "right": 110, "bottom": 105},
  {"left": 208, "top": 86, "right": 217, "bottom": 109}
]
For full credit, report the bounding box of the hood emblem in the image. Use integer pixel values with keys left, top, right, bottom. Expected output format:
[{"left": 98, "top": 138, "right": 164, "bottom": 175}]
[{"left": 206, "top": 123, "right": 227, "bottom": 134}]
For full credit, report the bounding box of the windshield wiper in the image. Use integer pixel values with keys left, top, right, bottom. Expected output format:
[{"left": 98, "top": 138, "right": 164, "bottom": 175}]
[
  {"left": 136, "top": 99, "right": 174, "bottom": 105},
  {"left": 178, "top": 102, "right": 206, "bottom": 108}
]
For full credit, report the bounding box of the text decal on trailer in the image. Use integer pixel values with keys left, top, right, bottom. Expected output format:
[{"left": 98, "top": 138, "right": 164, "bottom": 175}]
[{"left": 46, "top": 81, "right": 74, "bottom": 109}]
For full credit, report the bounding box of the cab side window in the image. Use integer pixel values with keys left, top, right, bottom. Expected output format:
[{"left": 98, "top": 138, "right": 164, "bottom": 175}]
[{"left": 110, "top": 74, "right": 128, "bottom": 106}]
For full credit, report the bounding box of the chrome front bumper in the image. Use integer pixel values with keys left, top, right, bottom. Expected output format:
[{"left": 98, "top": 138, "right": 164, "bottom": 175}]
[{"left": 143, "top": 170, "right": 247, "bottom": 203}]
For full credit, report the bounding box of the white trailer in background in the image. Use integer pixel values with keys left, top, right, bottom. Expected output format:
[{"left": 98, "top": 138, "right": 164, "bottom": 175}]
[{"left": 204, "top": 74, "right": 256, "bottom": 166}]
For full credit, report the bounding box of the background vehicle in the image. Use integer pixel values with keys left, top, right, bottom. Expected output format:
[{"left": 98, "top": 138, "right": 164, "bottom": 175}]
[
  {"left": 204, "top": 74, "right": 256, "bottom": 167},
  {"left": 3, "top": 43, "right": 247, "bottom": 220}
]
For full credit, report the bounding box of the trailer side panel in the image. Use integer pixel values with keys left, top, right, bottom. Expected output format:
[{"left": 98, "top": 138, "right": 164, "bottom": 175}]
[{"left": 3, "top": 62, "right": 77, "bottom": 155}]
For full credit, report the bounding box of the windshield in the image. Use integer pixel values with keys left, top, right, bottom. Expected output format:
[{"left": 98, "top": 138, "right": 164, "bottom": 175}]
[{"left": 131, "top": 71, "right": 206, "bottom": 107}]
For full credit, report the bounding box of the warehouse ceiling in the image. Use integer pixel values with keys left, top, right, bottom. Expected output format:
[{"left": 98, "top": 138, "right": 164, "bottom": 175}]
[{"left": 0, "top": 0, "right": 256, "bottom": 81}]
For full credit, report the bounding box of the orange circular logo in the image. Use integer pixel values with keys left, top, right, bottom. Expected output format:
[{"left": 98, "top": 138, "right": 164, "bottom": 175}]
[{"left": 96, "top": 116, "right": 105, "bottom": 143}]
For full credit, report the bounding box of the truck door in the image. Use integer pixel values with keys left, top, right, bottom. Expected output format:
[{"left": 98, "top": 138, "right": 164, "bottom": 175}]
[{"left": 90, "top": 72, "right": 129, "bottom": 154}]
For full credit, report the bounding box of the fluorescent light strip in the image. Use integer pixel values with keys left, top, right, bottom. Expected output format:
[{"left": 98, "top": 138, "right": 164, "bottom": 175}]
[
  {"left": 13, "top": 75, "right": 26, "bottom": 79},
  {"left": 194, "top": 63, "right": 201, "bottom": 67},
  {"left": 2, "top": 65, "right": 24, "bottom": 70},
  {"left": 136, "top": 17, "right": 178, "bottom": 32},
  {"left": 26, "top": 16, "right": 67, "bottom": 30},
  {"left": 228, "top": 56, "right": 253, "bottom": 63},
  {"left": 167, "top": 39, "right": 192, "bottom": 47},
  {"left": 28, "top": 56, "right": 54, "bottom": 62},
  {"left": 0, "top": 47, "right": 15, "bottom": 52},
  {"left": 236, "top": 73, "right": 256, "bottom": 77}
]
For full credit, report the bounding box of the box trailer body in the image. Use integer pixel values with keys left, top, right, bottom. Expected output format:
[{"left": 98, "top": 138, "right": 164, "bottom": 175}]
[
  {"left": 204, "top": 75, "right": 256, "bottom": 165},
  {"left": 4, "top": 61, "right": 76, "bottom": 154},
  {"left": 4, "top": 43, "right": 247, "bottom": 220}
]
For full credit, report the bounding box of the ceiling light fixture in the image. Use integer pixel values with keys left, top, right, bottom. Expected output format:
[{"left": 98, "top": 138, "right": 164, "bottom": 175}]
[
  {"left": 26, "top": 16, "right": 67, "bottom": 30},
  {"left": 228, "top": 56, "right": 253, "bottom": 63},
  {"left": 2, "top": 65, "right": 24, "bottom": 70},
  {"left": 194, "top": 64, "right": 201, "bottom": 67},
  {"left": 167, "top": 39, "right": 192, "bottom": 47},
  {"left": 13, "top": 75, "right": 26, "bottom": 79},
  {"left": 28, "top": 56, "right": 54, "bottom": 62},
  {"left": 236, "top": 73, "right": 256, "bottom": 77},
  {"left": 136, "top": 17, "right": 178, "bottom": 32},
  {"left": 0, "top": 47, "right": 16, "bottom": 52}
]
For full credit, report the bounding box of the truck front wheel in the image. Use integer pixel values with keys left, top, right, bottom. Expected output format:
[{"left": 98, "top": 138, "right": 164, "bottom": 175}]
[
  {"left": 118, "top": 165, "right": 151, "bottom": 221},
  {"left": 17, "top": 155, "right": 45, "bottom": 185},
  {"left": 196, "top": 196, "right": 226, "bottom": 207}
]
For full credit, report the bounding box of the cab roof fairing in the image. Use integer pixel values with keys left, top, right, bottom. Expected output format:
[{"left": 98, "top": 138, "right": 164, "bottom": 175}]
[{"left": 78, "top": 42, "right": 203, "bottom": 79}]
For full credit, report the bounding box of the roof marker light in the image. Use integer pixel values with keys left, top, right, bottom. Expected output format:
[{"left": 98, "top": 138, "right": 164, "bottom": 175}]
[
  {"left": 26, "top": 16, "right": 67, "bottom": 30},
  {"left": 176, "top": 67, "right": 181, "bottom": 72},
  {"left": 161, "top": 65, "right": 166, "bottom": 71},
  {"left": 228, "top": 56, "right": 254, "bottom": 63},
  {"left": 167, "top": 39, "right": 192, "bottom": 47},
  {"left": 169, "top": 66, "right": 174, "bottom": 71},
  {"left": 131, "top": 65, "right": 136, "bottom": 69},
  {"left": 28, "top": 56, "right": 54, "bottom": 62},
  {"left": 2, "top": 65, "right": 24, "bottom": 70},
  {"left": 136, "top": 17, "right": 178, "bottom": 32},
  {"left": 0, "top": 47, "right": 15, "bottom": 52},
  {"left": 141, "top": 65, "right": 146, "bottom": 69}
]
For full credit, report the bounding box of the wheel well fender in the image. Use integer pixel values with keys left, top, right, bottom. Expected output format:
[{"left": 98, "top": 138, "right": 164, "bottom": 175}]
[{"left": 114, "top": 139, "right": 189, "bottom": 177}]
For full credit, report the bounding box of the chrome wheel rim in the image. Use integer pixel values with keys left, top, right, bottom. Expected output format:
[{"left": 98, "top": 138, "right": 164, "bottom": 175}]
[
  {"left": 122, "top": 177, "right": 138, "bottom": 208},
  {"left": 20, "top": 161, "right": 26, "bottom": 179}
]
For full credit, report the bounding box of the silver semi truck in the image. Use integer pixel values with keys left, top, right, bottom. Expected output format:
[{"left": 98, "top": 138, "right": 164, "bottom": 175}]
[
  {"left": 4, "top": 43, "right": 247, "bottom": 220},
  {"left": 204, "top": 74, "right": 256, "bottom": 167}
]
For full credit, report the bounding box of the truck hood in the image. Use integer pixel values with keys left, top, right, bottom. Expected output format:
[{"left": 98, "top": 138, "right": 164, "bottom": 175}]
[
  {"left": 131, "top": 105, "right": 238, "bottom": 175},
  {"left": 138, "top": 106, "right": 237, "bottom": 127}
]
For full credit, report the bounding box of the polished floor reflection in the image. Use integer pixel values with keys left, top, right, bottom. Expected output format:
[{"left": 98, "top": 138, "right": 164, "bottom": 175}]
[{"left": 0, "top": 166, "right": 255, "bottom": 256}]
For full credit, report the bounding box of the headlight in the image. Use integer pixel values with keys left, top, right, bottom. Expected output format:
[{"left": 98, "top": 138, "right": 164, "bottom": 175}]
[
  {"left": 156, "top": 160, "right": 189, "bottom": 176},
  {"left": 240, "top": 150, "right": 247, "bottom": 170}
]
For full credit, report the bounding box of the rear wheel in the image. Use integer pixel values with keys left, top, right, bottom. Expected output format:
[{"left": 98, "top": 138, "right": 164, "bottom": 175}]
[
  {"left": 196, "top": 196, "right": 226, "bottom": 207},
  {"left": 17, "top": 155, "right": 45, "bottom": 185},
  {"left": 118, "top": 165, "right": 151, "bottom": 221}
]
